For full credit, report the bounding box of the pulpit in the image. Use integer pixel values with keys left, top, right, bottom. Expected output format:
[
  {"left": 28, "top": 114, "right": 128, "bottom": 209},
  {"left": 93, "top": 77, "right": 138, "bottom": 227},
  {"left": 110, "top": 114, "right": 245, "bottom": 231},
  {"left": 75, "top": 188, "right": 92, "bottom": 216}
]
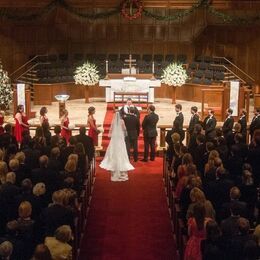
[{"left": 55, "top": 94, "right": 70, "bottom": 118}]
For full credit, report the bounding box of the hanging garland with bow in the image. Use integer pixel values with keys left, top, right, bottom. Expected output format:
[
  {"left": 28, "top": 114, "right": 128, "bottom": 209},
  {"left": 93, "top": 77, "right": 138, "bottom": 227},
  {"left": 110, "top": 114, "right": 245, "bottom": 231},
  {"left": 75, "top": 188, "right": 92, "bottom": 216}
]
[{"left": 0, "top": 0, "right": 259, "bottom": 25}]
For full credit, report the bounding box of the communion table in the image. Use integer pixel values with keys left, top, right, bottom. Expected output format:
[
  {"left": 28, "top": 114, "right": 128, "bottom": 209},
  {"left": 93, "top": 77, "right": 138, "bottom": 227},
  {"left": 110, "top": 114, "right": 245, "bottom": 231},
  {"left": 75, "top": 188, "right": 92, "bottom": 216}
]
[{"left": 99, "top": 73, "right": 161, "bottom": 103}]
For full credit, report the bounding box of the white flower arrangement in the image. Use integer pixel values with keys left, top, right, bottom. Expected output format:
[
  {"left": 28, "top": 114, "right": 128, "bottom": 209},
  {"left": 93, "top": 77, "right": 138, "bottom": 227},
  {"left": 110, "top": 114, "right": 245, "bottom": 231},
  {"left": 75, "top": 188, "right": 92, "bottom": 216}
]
[
  {"left": 161, "top": 63, "right": 188, "bottom": 87},
  {"left": 74, "top": 62, "right": 100, "bottom": 86}
]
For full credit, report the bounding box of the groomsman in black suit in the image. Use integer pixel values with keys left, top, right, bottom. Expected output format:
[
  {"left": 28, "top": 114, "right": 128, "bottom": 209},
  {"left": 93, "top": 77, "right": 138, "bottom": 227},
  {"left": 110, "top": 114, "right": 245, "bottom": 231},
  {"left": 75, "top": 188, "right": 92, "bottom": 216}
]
[
  {"left": 123, "top": 107, "right": 140, "bottom": 162},
  {"left": 188, "top": 106, "right": 200, "bottom": 135},
  {"left": 173, "top": 104, "right": 184, "bottom": 132},
  {"left": 120, "top": 98, "right": 140, "bottom": 119},
  {"left": 238, "top": 109, "right": 247, "bottom": 142},
  {"left": 222, "top": 108, "right": 234, "bottom": 142},
  {"left": 249, "top": 107, "right": 260, "bottom": 138},
  {"left": 141, "top": 105, "right": 159, "bottom": 162},
  {"left": 203, "top": 109, "right": 217, "bottom": 141}
]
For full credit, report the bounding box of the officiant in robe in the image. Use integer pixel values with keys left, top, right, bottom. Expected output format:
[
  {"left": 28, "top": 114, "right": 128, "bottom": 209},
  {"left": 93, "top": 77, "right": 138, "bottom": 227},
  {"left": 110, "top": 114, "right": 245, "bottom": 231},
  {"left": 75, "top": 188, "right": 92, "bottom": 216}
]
[
  {"left": 120, "top": 98, "right": 140, "bottom": 119},
  {"left": 123, "top": 107, "right": 140, "bottom": 162}
]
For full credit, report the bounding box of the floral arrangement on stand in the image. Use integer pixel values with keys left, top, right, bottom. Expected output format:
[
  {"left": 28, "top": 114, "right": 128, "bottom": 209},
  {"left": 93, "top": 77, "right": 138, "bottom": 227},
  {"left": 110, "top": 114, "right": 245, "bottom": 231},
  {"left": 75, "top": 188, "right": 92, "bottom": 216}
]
[
  {"left": 121, "top": 0, "right": 143, "bottom": 20},
  {"left": 0, "top": 60, "right": 12, "bottom": 110},
  {"left": 74, "top": 62, "right": 100, "bottom": 86},
  {"left": 161, "top": 63, "right": 188, "bottom": 87}
]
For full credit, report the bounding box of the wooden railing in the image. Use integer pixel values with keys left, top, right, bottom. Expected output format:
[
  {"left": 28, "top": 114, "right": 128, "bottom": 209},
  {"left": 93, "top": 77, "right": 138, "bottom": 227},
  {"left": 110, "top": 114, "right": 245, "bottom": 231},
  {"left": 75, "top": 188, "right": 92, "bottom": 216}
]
[{"left": 213, "top": 56, "right": 255, "bottom": 85}]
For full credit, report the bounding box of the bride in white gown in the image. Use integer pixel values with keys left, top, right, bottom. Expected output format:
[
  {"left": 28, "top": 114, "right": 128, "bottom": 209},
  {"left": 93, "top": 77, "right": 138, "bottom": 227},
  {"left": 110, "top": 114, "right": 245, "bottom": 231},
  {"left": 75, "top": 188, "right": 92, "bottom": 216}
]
[{"left": 100, "top": 112, "right": 134, "bottom": 181}]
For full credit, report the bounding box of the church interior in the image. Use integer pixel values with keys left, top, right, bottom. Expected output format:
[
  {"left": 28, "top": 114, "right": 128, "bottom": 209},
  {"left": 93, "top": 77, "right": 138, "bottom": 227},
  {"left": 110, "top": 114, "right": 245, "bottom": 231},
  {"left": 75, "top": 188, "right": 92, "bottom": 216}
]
[{"left": 0, "top": 0, "right": 260, "bottom": 259}]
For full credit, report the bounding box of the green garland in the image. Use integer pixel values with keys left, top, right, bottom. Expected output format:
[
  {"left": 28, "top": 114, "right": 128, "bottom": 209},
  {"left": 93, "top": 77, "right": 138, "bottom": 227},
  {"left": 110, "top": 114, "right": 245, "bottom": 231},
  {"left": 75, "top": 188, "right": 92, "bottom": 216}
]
[{"left": 0, "top": 0, "right": 258, "bottom": 25}]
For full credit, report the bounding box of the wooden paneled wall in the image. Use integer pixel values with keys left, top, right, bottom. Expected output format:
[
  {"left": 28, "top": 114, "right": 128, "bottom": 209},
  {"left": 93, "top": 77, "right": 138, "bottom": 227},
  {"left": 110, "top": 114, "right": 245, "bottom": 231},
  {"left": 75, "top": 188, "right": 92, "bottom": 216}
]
[
  {"left": 0, "top": 8, "right": 206, "bottom": 73},
  {"left": 194, "top": 25, "right": 260, "bottom": 83},
  {"left": 0, "top": 6, "right": 259, "bottom": 99}
]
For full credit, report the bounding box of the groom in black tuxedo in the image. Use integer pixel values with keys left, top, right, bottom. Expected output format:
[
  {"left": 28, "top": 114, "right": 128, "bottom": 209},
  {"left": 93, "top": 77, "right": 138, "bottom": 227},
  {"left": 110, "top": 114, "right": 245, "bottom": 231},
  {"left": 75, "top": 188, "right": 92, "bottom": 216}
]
[
  {"left": 123, "top": 107, "right": 140, "bottom": 162},
  {"left": 141, "top": 105, "right": 159, "bottom": 162}
]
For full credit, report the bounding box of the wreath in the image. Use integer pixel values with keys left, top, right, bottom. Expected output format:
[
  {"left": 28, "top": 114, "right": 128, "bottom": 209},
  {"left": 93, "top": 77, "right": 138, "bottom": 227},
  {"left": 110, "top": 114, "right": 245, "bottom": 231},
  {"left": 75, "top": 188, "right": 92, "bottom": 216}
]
[{"left": 121, "top": 0, "right": 143, "bottom": 20}]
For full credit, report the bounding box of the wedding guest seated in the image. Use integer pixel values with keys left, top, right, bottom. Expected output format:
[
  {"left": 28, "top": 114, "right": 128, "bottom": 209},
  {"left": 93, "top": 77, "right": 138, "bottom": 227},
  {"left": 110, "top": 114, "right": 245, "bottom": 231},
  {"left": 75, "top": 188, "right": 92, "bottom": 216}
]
[
  {"left": 0, "top": 240, "right": 13, "bottom": 260},
  {"left": 180, "top": 175, "right": 202, "bottom": 220},
  {"left": 228, "top": 217, "right": 257, "bottom": 260},
  {"left": 166, "top": 132, "right": 181, "bottom": 167},
  {"left": 220, "top": 186, "right": 248, "bottom": 220},
  {"left": 48, "top": 147, "right": 63, "bottom": 172},
  {"left": 215, "top": 136, "right": 229, "bottom": 167},
  {"left": 4, "top": 144, "right": 18, "bottom": 164},
  {"left": 184, "top": 202, "right": 212, "bottom": 260},
  {"left": 0, "top": 172, "right": 20, "bottom": 222},
  {"left": 60, "top": 136, "right": 77, "bottom": 169},
  {"left": 204, "top": 150, "right": 220, "bottom": 181},
  {"left": 186, "top": 187, "right": 215, "bottom": 220},
  {"left": 15, "top": 178, "right": 34, "bottom": 209},
  {"left": 247, "top": 130, "right": 260, "bottom": 184},
  {"left": 188, "top": 124, "right": 202, "bottom": 158},
  {"left": 60, "top": 155, "right": 81, "bottom": 193},
  {"left": 201, "top": 220, "right": 225, "bottom": 259},
  {"left": 0, "top": 161, "right": 8, "bottom": 184},
  {"left": 45, "top": 225, "right": 72, "bottom": 260},
  {"left": 50, "top": 125, "right": 66, "bottom": 150},
  {"left": 16, "top": 201, "right": 35, "bottom": 259},
  {"left": 33, "top": 127, "right": 47, "bottom": 155},
  {"left": 32, "top": 183, "right": 49, "bottom": 220},
  {"left": 74, "top": 142, "right": 88, "bottom": 177},
  {"left": 31, "top": 156, "right": 59, "bottom": 198},
  {"left": 2, "top": 220, "right": 24, "bottom": 260},
  {"left": 40, "top": 190, "right": 74, "bottom": 237},
  {"left": 0, "top": 124, "right": 18, "bottom": 151},
  {"left": 193, "top": 134, "right": 206, "bottom": 175},
  {"left": 75, "top": 126, "right": 95, "bottom": 163},
  {"left": 31, "top": 244, "right": 52, "bottom": 260},
  {"left": 239, "top": 164, "right": 257, "bottom": 223}
]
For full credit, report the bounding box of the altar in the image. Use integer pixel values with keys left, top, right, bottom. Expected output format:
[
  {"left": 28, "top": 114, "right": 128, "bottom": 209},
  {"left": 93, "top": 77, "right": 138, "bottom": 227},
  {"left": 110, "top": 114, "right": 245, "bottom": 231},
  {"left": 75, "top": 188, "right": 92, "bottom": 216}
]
[{"left": 99, "top": 73, "right": 161, "bottom": 103}]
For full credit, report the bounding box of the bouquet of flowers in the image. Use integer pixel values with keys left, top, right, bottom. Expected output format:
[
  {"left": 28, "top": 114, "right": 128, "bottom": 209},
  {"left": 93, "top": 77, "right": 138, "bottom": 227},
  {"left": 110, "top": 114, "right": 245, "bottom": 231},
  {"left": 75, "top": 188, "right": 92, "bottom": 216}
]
[
  {"left": 74, "top": 62, "right": 100, "bottom": 86},
  {"left": 161, "top": 63, "right": 188, "bottom": 87}
]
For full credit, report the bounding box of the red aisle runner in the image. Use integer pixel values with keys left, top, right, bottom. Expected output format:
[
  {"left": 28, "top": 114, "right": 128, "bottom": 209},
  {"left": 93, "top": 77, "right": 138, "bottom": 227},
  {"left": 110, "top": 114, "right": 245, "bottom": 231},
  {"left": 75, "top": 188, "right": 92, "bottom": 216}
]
[{"left": 79, "top": 158, "right": 177, "bottom": 260}]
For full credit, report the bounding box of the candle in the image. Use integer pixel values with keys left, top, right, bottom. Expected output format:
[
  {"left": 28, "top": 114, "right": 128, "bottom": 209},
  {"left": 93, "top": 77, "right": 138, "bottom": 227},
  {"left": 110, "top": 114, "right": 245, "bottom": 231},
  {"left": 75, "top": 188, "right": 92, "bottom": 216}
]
[
  {"left": 152, "top": 61, "right": 155, "bottom": 74},
  {"left": 106, "top": 60, "right": 108, "bottom": 74}
]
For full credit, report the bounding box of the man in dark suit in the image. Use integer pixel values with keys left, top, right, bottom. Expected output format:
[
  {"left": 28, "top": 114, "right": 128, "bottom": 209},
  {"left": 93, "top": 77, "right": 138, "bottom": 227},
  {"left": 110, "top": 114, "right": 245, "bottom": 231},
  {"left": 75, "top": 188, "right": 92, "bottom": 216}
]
[
  {"left": 203, "top": 109, "right": 217, "bottom": 141},
  {"left": 119, "top": 98, "right": 140, "bottom": 119},
  {"left": 60, "top": 136, "right": 77, "bottom": 168},
  {"left": 238, "top": 109, "right": 247, "bottom": 143},
  {"left": 188, "top": 106, "right": 200, "bottom": 135},
  {"left": 249, "top": 107, "right": 260, "bottom": 138},
  {"left": 222, "top": 108, "right": 234, "bottom": 142},
  {"left": 0, "top": 124, "right": 18, "bottom": 150},
  {"left": 123, "top": 107, "right": 140, "bottom": 162},
  {"left": 40, "top": 190, "right": 74, "bottom": 236},
  {"left": 141, "top": 105, "right": 159, "bottom": 162},
  {"left": 75, "top": 126, "right": 95, "bottom": 162},
  {"left": 173, "top": 104, "right": 184, "bottom": 132}
]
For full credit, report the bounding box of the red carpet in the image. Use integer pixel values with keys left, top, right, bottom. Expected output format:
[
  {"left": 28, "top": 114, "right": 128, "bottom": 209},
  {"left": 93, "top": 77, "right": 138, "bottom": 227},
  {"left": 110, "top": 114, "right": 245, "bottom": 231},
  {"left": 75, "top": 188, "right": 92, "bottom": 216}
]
[
  {"left": 101, "top": 103, "right": 146, "bottom": 153},
  {"left": 79, "top": 158, "right": 177, "bottom": 260}
]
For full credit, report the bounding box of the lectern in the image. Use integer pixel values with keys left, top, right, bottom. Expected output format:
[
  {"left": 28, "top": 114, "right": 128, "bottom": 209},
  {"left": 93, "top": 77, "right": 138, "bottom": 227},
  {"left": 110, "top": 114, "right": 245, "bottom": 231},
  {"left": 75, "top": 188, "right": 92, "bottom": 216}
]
[{"left": 55, "top": 94, "right": 70, "bottom": 118}]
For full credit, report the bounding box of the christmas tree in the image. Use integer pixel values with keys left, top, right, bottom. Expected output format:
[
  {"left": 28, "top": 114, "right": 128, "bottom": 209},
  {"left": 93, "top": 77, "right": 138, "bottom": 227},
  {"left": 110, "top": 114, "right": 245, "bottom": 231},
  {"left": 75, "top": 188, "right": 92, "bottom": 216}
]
[{"left": 0, "top": 60, "right": 12, "bottom": 110}]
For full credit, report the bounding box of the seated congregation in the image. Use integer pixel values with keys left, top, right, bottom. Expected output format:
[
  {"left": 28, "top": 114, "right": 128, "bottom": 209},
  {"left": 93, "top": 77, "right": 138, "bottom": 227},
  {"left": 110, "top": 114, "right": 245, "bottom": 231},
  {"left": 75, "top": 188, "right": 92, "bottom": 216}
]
[
  {"left": 0, "top": 124, "right": 95, "bottom": 260},
  {"left": 165, "top": 115, "right": 260, "bottom": 259}
]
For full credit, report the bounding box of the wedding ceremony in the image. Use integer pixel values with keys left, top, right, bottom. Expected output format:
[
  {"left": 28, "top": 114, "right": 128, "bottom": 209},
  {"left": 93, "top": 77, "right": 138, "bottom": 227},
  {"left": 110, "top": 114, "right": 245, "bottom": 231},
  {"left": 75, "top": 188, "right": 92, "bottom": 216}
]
[{"left": 0, "top": 0, "right": 260, "bottom": 259}]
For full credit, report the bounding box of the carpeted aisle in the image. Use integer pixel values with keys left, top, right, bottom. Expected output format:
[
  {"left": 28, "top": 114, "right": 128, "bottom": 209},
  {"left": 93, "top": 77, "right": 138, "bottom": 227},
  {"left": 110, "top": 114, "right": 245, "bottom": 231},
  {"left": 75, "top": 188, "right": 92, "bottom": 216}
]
[{"left": 79, "top": 158, "right": 177, "bottom": 260}]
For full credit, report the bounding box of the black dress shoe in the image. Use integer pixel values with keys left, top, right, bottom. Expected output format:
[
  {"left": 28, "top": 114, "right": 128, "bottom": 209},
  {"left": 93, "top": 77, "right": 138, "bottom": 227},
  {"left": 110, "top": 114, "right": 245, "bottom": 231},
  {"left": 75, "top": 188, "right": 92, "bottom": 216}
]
[{"left": 140, "top": 159, "right": 148, "bottom": 162}]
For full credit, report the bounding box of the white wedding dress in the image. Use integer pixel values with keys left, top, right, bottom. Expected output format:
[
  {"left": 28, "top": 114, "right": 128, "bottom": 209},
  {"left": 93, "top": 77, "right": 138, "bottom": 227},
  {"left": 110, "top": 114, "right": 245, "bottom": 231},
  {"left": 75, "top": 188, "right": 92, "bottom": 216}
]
[{"left": 100, "top": 112, "right": 134, "bottom": 181}]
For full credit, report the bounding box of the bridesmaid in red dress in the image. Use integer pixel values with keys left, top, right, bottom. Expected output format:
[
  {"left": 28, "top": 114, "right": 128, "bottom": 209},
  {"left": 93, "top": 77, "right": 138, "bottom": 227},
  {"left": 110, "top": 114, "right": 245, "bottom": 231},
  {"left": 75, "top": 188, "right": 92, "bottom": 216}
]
[
  {"left": 60, "top": 109, "right": 71, "bottom": 144},
  {"left": 14, "top": 105, "right": 29, "bottom": 143},
  {"left": 87, "top": 106, "right": 99, "bottom": 146},
  {"left": 0, "top": 111, "right": 4, "bottom": 135},
  {"left": 39, "top": 106, "right": 48, "bottom": 126}
]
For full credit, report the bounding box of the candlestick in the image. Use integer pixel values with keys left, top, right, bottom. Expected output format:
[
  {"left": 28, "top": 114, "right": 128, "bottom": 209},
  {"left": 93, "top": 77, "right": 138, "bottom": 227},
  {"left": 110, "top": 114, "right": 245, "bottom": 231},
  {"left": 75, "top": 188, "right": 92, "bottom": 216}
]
[{"left": 106, "top": 60, "right": 108, "bottom": 74}]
